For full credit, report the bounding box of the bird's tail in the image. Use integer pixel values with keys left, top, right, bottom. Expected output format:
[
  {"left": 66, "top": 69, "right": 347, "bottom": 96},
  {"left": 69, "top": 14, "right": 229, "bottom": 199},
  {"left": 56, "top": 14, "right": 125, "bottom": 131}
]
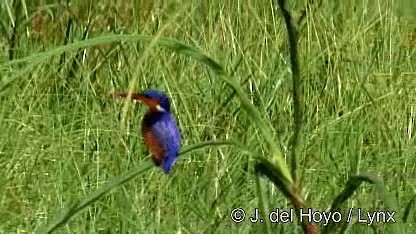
[{"left": 161, "top": 154, "right": 178, "bottom": 174}]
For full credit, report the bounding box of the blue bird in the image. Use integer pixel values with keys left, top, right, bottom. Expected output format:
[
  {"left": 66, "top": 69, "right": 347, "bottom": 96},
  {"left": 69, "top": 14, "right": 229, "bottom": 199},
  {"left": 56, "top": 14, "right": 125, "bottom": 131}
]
[{"left": 110, "top": 90, "right": 181, "bottom": 173}]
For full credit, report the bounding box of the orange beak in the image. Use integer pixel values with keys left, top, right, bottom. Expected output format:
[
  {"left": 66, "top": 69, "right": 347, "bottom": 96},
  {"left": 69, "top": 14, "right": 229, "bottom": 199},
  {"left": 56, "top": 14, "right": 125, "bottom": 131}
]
[{"left": 109, "top": 92, "right": 160, "bottom": 111}]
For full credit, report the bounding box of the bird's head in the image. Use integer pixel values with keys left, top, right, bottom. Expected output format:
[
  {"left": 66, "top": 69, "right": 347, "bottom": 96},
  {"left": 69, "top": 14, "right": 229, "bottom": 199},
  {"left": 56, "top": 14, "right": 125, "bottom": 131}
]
[
  {"left": 140, "top": 90, "right": 171, "bottom": 112},
  {"left": 110, "top": 89, "right": 171, "bottom": 112}
]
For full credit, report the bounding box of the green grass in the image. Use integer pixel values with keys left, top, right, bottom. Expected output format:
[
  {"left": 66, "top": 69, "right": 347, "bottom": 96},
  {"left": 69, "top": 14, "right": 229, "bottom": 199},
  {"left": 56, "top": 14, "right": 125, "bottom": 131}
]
[{"left": 0, "top": 0, "right": 415, "bottom": 233}]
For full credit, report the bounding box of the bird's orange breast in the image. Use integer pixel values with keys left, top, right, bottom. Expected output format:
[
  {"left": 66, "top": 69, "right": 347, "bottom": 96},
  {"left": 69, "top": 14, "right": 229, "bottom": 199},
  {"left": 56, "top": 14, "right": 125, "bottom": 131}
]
[{"left": 142, "top": 127, "right": 165, "bottom": 166}]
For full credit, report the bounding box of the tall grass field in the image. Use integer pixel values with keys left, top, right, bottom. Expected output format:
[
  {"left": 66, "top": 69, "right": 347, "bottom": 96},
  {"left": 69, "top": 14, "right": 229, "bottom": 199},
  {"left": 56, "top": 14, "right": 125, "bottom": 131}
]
[{"left": 0, "top": 0, "right": 415, "bottom": 233}]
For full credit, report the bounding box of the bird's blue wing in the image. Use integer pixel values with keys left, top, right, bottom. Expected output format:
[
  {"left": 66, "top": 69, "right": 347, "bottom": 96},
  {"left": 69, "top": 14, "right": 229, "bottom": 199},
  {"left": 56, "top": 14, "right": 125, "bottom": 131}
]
[{"left": 148, "top": 113, "right": 181, "bottom": 173}]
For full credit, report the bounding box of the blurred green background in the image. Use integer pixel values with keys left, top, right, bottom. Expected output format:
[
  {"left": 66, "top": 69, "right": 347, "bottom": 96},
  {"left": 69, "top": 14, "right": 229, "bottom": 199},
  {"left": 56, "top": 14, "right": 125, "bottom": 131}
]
[{"left": 0, "top": 0, "right": 415, "bottom": 233}]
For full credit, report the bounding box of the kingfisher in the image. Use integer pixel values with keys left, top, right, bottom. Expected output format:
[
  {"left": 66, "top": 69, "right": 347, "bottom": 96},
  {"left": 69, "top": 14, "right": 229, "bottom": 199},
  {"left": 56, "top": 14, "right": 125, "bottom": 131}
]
[{"left": 110, "top": 90, "right": 181, "bottom": 174}]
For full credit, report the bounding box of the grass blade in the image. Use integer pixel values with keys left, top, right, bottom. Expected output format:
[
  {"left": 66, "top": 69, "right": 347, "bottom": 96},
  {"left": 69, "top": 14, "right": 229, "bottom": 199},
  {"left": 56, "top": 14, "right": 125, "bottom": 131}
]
[
  {"left": 255, "top": 156, "right": 317, "bottom": 234},
  {"left": 276, "top": 0, "right": 304, "bottom": 184},
  {"left": 323, "top": 173, "right": 382, "bottom": 234},
  {"left": 329, "top": 173, "right": 380, "bottom": 211},
  {"left": 42, "top": 140, "right": 249, "bottom": 233},
  {"left": 403, "top": 194, "right": 416, "bottom": 222},
  {"left": 43, "top": 161, "right": 154, "bottom": 234}
]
